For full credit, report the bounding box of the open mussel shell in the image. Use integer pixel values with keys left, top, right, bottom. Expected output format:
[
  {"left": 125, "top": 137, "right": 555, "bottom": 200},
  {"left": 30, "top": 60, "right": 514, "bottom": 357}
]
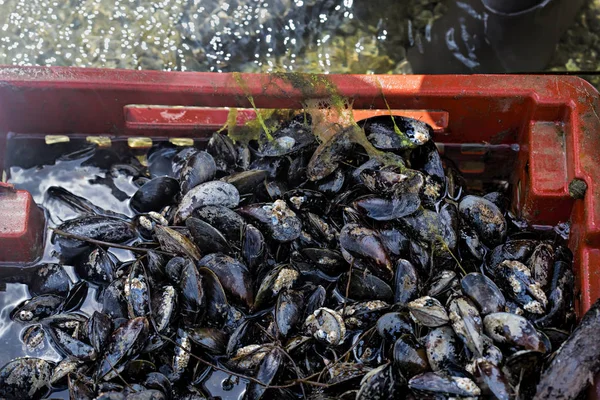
[
  {"left": 0, "top": 357, "right": 55, "bottom": 399},
  {"left": 130, "top": 176, "right": 180, "bottom": 213}
]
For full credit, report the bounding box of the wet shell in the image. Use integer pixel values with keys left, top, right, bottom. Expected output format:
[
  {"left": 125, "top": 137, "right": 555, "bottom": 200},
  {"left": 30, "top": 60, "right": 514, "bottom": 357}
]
[
  {"left": 461, "top": 273, "right": 506, "bottom": 315},
  {"left": 0, "top": 357, "right": 54, "bottom": 399},
  {"left": 305, "top": 307, "right": 346, "bottom": 346},
  {"left": 174, "top": 181, "right": 240, "bottom": 223},
  {"left": 425, "top": 326, "right": 462, "bottom": 372},
  {"left": 130, "top": 176, "right": 180, "bottom": 213},
  {"left": 179, "top": 151, "right": 217, "bottom": 194},
  {"left": 407, "top": 296, "right": 449, "bottom": 327},
  {"left": 238, "top": 200, "right": 302, "bottom": 243},
  {"left": 483, "top": 312, "right": 547, "bottom": 352},
  {"left": 459, "top": 195, "right": 507, "bottom": 247},
  {"left": 339, "top": 224, "right": 393, "bottom": 281}
]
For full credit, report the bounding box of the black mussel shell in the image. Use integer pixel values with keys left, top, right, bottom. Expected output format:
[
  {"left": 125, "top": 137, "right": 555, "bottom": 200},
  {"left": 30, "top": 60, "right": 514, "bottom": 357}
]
[
  {"left": 238, "top": 200, "right": 302, "bottom": 243},
  {"left": 0, "top": 357, "right": 55, "bottom": 400},
  {"left": 87, "top": 311, "right": 113, "bottom": 354},
  {"left": 63, "top": 281, "right": 89, "bottom": 312},
  {"left": 275, "top": 289, "right": 304, "bottom": 338},
  {"left": 186, "top": 217, "right": 232, "bottom": 255},
  {"left": 222, "top": 170, "right": 268, "bottom": 195},
  {"left": 459, "top": 195, "right": 507, "bottom": 248},
  {"left": 197, "top": 253, "right": 254, "bottom": 309},
  {"left": 130, "top": 176, "right": 180, "bottom": 213},
  {"left": 394, "top": 259, "right": 419, "bottom": 305},
  {"left": 179, "top": 151, "right": 216, "bottom": 194},
  {"left": 76, "top": 247, "right": 116, "bottom": 285},
  {"left": 97, "top": 317, "right": 149, "bottom": 380},
  {"left": 461, "top": 273, "right": 506, "bottom": 315},
  {"left": 193, "top": 205, "right": 246, "bottom": 243},
  {"left": 393, "top": 334, "right": 428, "bottom": 378},
  {"left": 361, "top": 115, "right": 432, "bottom": 151},
  {"left": 338, "top": 269, "right": 393, "bottom": 302},
  {"left": 11, "top": 294, "right": 64, "bottom": 323},
  {"left": 376, "top": 312, "right": 414, "bottom": 342},
  {"left": 242, "top": 224, "right": 265, "bottom": 272},
  {"left": 28, "top": 263, "right": 70, "bottom": 297},
  {"left": 188, "top": 327, "right": 228, "bottom": 354},
  {"left": 179, "top": 259, "right": 205, "bottom": 325},
  {"left": 307, "top": 127, "right": 354, "bottom": 181},
  {"left": 339, "top": 224, "right": 393, "bottom": 281},
  {"left": 353, "top": 193, "right": 420, "bottom": 221}
]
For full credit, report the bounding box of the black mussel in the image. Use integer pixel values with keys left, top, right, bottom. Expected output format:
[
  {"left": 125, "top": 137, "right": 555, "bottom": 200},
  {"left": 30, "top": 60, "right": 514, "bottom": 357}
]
[
  {"left": 197, "top": 253, "right": 253, "bottom": 309},
  {"left": 174, "top": 181, "right": 240, "bottom": 224},
  {"left": 152, "top": 285, "right": 177, "bottom": 333},
  {"left": 229, "top": 343, "right": 273, "bottom": 371},
  {"left": 459, "top": 195, "right": 507, "bottom": 248},
  {"left": 376, "top": 312, "right": 414, "bottom": 342},
  {"left": 188, "top": 327, "right": 227, "bottom": 355},
  {"left": 483, "top": 312, "right": 547, "bottom": 352},
  {"left": 28, "top": 263, "right": 70, "bottom": 297},
  {"left": 254, "top": 265, "right": 299, "bottom": 310},
  {"left": 305, "top": 307, "right": 346, "bottom": 346},
  {"left": 483, "top": 191, "right": 508, "bottom": 211},
  {"left": 144, "top": 372, "right": 172, "bottom": 400},
  {"left": 487, "top": 239, "right": 537, "bottom": 274},
  {"left": 313, "top": 167, "right": 345, "bottom": 195},
  {"left": 338, "top": 269, "right": 393, "bottom": 302},
  {"left": 102, "top": 278, "right": 127, "bottom": 319},
  {"left": 68, "top": 374, "right": 95, "bottom": 400},
  {"left": 242, "top": 224, "right": 265, "bottom": 272},
  {"left": 305, "top": 285, "right": 326, "bottom": 318},
  {"left": 427, "top": 270, "right": 458, "bottom": 300},
  {"left": 171, "top": 147, "right": 199, "bottom": 177},
  {"left": 475, "top": 358, "right": 511, "bottom": 400},
  {"left": 87, "top": 311, "right": 112, "bottom": 354},
  {"left": 323, "top": 362, "right": 370, "bottom": 391},
  {"left": 164, "top": 256, "right": 186, "bottom": 284},
  {"left": 249, "top": 156, "right": 290, "bottom": 179},
  {"left": 144, "top": 250, "right": 166, "bottom": 280},
  {"left": 459, "top": 224, "right": 485, "bottom": 262},
  {"left": 409, "top": 371, "right": 481, "bottom": 398},
  {"left": 186, "top": 217, "right": 232, "bottom": 255},
  {"left": 133, "top": 212, "right": 169, "bottom": 241},
  {"left": 171, "top": 328, "right": 192, "bottom": 380},
  {"left": 400, "top": 208, "right": 456, "bottom": 250},
  {"left": 154, "top": 225, "right": 201, "bottom": 260},
  {"left": 46, "top": 186, "right": 128, "bottom": 220},
  {"left": 353, "top": 193, "right": 420, "bottom": 221},
  {"left": 76, "top": 247, "right": 116, "bottom": 285},
  {"left": 501, "top": 350, "right": 542, "bottom": 395},
  {"left": 394, "top": 259, "right": 419, "bottom": 305},
  {"left": 407, "top": 296, "right": 449, "bottom": 327},
  {"left": 410, "top": 140, "right": 445, "bottom": 183},
  {"left": 527, "top": 243, "right": 555, "bottom": 291},
  {"left": 379, "top": 225, "right": 410, "bottom": 256},
  {"left": 284, "top": 189, "right": 327, "bottom": 213},
  {"left": 236, "top": 142, "right": 251, "bottom": 170},
  {"left": 245, "top": 346, "right": 284, "bottom": 400},
  {"left": 307, "top": 127, "right": 354, "bottom": 181},
  {"left": 207, "top": 132, "right": 237, "bottom": 171},
  {"left": 425, "top": 326, "right": 462, "bottom": 372},
  {"left": 130, "top": 176, "right": 180, "bottom": 213},
  {"left": 305, "top": 212, "right": 338, "bottom": 245},
  {"left": 356, "top": 363, "right": 406, "bottom": 400},
  {"left": 125, "top": 261, "right": 150, "bottom": 318},
  {"left": 393, "top": 334, "right": 428, "bottom": 378},
  {"left": 496, "top": 260, "right": 547, "bottom": 314},
  {"left": 302, "top": 248, "right": 346, "bottom": 275},
  {"left": 275, "top": 289, "right": 304, "bottom": 338},
  {"left": 179, "top": 151, "right": 217, "bottom": 194},
  {"left": 97, "top": 317, "right": 149, "bottom": 380},
  {"left": 179, "top": 259, "right": 205, "bottom": 325},
  {"left": 461, "top": 272, "right": 506, "bottom": 315},
  {"left": 447, "top": 296, "right": 485, "bottom": 356},
  {"left": 50, "top": 357, "right": 81, "bottom": 387},
  {"left": 63, "top": 281, "right": 89, "bottom": 312},
  {"left": 361, "top": 115, "right": 431, "bottom": 151},
  {"left": 339, "top": 224, "right": 393, "bottom": 281},
  {"left": 47, "top": 326, "right": 97, "bottom": 361},
  {"left": 11, "top": 294, "right": 64, "bottom": 323},
  {"left": 342, "top": 300, "right": 390, "bottom": 330},
  {"left": 258, "top": 114, "right": 314, "bottom": 157},
  {"left": 198, "top": 267, "right": 230, "bottom": 325},
  {"left": 0, "top": 357, "right": 54, "bottom": 399},
  {"left": 193, "top": 205, "right": 246, "bottom": 243},
  {"left": 360, "top": 167, "right": 413, "bottom": 194},
  {"left": 238, "top": 200, "right": 302, "bottom": 243},
  {"left": 222, "top": 170, "right": 268, "bottom": 195},
  {"left": 53, "top": 216, "right": 135, "bottom": 262},
  {"left": 264, "top": 180, "right": 288, "bottom": 200},
  {"left": 147, "top": 143, "right": 178, "bottom": 178},
  {"left": 126, "top": 389, "right": 166, "bottom": 400}
]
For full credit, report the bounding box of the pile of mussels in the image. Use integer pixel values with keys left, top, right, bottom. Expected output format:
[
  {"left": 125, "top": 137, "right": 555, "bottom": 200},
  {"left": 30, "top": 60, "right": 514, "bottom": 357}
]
[{"left": 1, "top": 115, "right": 599, "bottom": 400}]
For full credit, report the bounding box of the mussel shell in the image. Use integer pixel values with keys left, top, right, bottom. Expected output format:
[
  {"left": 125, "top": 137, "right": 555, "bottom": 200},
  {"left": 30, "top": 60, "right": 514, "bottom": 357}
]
[
  {"left": 11, "top": 294, "right": 64, "bottom": 323},
  {"left": 186, "top": 217, "right": 232, "bottom": 255},
  {"left": 148, "top": 144, "right": 179, "bottom": 178},
  {"left": 207, "top": 132, "right": 237, "bottom": 171},
  {"left": 361, "top": 115, "right": 432, "bottom": 151},
  {"left": 501, "top": 350, "right": 543, "bottom": 387},
  {"left": 258, "top": 115, "right": 315, "bottom": 157},
  {"left": 244, "top": 347, "right": 283, "bottom": 400},
  {"left": 379, "top": 226, "right": 410, "bottom": 256},
  {"left": 483, "top": 312, "right": 547, "bottom": 352},
  {"left": 249, "top": 156, "right": 290, "bottom": 180},
  {"left": 496, "top": 260, "right": 547, "bottom": 314},
  {"left": 179, "top": 259, "right": 205, "bottom": 325},
  {"left": 197, "top": 253, "right": 254, "bottom": 309},
  {"left": 124, "top": 263, "right": 151, "bottom": 318},
  {"left": 408, "top": 372, "right": 481, "bottom": 397},
  {"left": 394, "top": 259, "right": 419, "bottom": 305},
  {"left": 97, "top": 317, "right": 149, "bottom": 380},
  {"left": 339, "top": 224, "right": 393, "bottom": 281},
  {"left": 284, "top": 189, "right": 327, "bottom": 213},
  {"left": 76, "top": 247, "right": 116, "bottom": 285},
  {"left": 400, "top": 208, "right": 456, "bottom": 249},
  {"left": 222, "top": 170, "right": 268, "bottom": 195},
  {"left": 527, "top": 243, "right": 555, "bottom": 291},
  {"left": 356, "top": 363, "right": 406, "bottom": 400},
  {"left": 188, "top": 327, "right": 228, "bottom": 354},
  {"left": 102, "top": 278, "right": 127, "bottom": 319},
  {"left": 305, "top": 285, "right": 326, "bottom": 318},
  {"left": 486, "top": 239, "right": 537, "bottom": 274},
  {"left": 338, "top": 270, "right": 393, "bottom": 302},
  {"left": 53, "top": 216, "right": 135, "bottom": 262},
  {"left": 376, "top": 312, "right": 414, "bottom": 342},
  {"left": 87, "top": 311, "right": 112, "bottom": 354},
  {"left": 28, "top": 263, "right": 70, "bottom": 297},
  {"left": 152, "top": 285, "right": 177, "bottom": 333},
  {"left": 47, "top": 326, "right": 97, "bottom": 361},
  {"left": 313, "top": 168, "right": 345, "bottom": 195},
  {"left": 155, "top": 225, "right": 201, "bottom": 260},
  {"left": 302, "top": 248, "right": 347, "bottom": 275},
  {"left": 164, "top": 256, "right": 187, "bottom": 284},
  {"left": 144, "top": 372, "right": 173, "bottom": 400},
  {"left": 179, "top": 151, "right": 217, "bottom": 194},
  {"left": 305, "top": 307, "right": 346, "bottom": 346},
  {"left": 0, "top": 357, "right": 54, "bottom": 399},
  {"left": 475, "top": 359, "right": 511, "bottom": 400},
  {"left": 425, "top": 326, "right": 462, "bottom": 372},
  {"left": 254, "top": 265, "right": 299, "bottom": 310},
  {"left": 238, "top": 200, "right": 302, "bottom": 243},
  {"left": 427, "top": 270, "right": 458, "bottom": 299},
  {"left": 198, "top": 267, "right": 230, "bottom": 325},
  {"left": 242, "top": 224, "right": 265, "bottom": 271},
  {"left": 354, "top": 193, "right": 420, "bottom": 221},
  {"left": 459, "top": 195, "right": 507, "bottom": 247},
  {"left": 393, "top": 334, "right": 428, "bottom": 378},
  {"left": 130, "top": 176, "right": 180, "bottom": 213},
  {"left": 193, "top": 205, "right": 246, "bottom": 243},
  {"left": 174, "top": 181, "right": 240, "bottom": 224},
  {"left": 50, "top": 357, "right": 81, "bottom": 386},
  {"left": 342, "top": 300, "right": 390, "bottom": 330},
  {"left": 304, "top": 212, "right": 338, "bottom": 245},
  {"left": 307, "top": 127, "right": 353, "bottom": 181},
  {"left": 461, "top": 273, "right": 506, "bottom": 315},
  {"left": 275, "top": 289, "right": 304, "bottom": 338},
  {"left": 407, "top": 296, "right": 449, "bottom": 327},
  {"left": 448, "top": 296, "right": 485, "bottom": 356}
]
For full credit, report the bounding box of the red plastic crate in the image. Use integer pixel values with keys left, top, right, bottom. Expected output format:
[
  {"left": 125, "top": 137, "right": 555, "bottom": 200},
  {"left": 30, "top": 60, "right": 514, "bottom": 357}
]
[{"left": 0, "top": 67, "right": 599, "bottom": 396}]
